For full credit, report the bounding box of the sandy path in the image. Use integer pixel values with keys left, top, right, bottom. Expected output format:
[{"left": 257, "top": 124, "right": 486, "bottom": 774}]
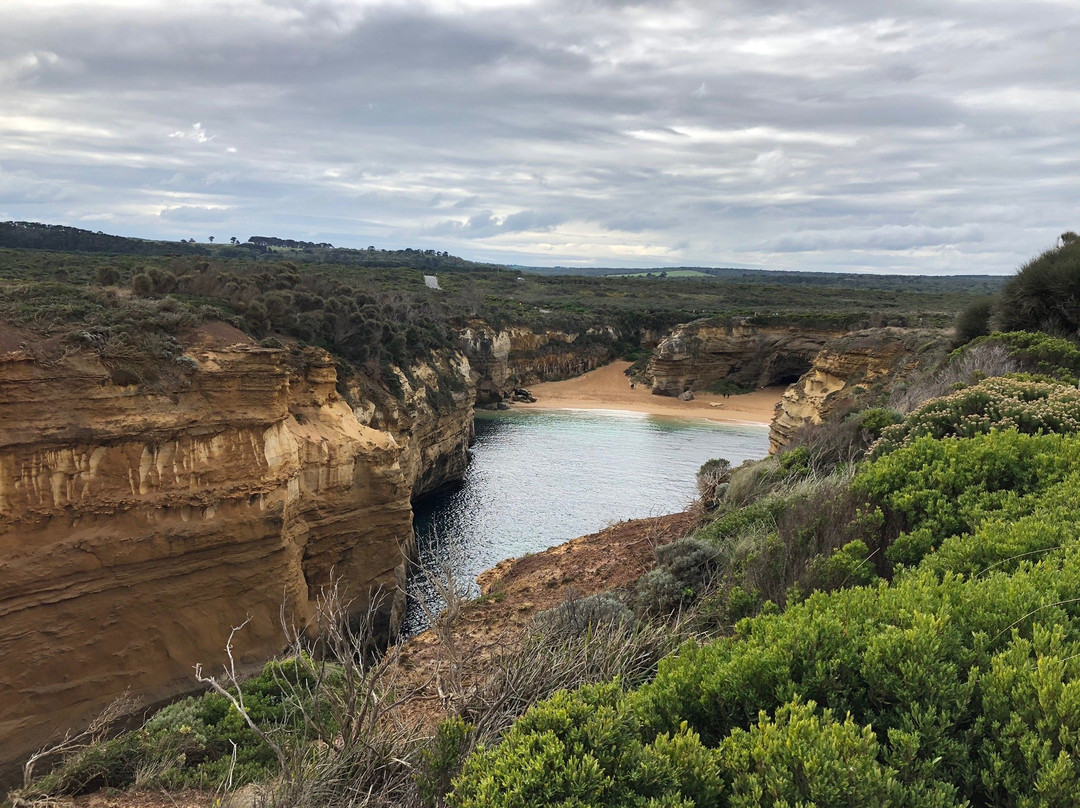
[{"left": 515, "top": 361, "right": 782, "bottom": 425}]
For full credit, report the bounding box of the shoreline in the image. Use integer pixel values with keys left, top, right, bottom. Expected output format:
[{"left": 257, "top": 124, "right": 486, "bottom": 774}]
[{"left": 512, "top": 361, "right": 783, "bottom": 426}]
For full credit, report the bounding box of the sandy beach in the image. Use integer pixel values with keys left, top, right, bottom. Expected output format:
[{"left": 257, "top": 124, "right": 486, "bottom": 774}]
[{"left": 514, "top": 361, "right": 783, "bottom": 425}]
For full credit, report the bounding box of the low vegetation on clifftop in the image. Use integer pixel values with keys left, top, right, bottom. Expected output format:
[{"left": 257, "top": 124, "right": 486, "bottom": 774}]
[{"left": 0, "top": 221, "right": 998, "bottom": 397}]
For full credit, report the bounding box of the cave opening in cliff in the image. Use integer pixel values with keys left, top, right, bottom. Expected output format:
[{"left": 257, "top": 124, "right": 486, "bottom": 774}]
[
  {"left": 772, "top": 372, "right": 805, "bottom": 386},
  {"left": 765, "top": 357, "right": 813, "bottom": 388}
]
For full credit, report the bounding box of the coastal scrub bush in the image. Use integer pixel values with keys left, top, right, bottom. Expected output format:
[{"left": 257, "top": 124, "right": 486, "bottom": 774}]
[
  {"left": 695, "top": 457, "right": 732, "bottom": 507},
  {"left": 416, "top": 717, "right": 476, "bottom": 808},
  {"left": 954, "top": 331, "right": 1080, "bottom": 382},
  {"left": 872, "top": 375, "right": 1080, "bottom": 456},
  {"left": 14, "top": 586, "right": 438, "bottom": 807},
  {"left": 855, "top": 431, "right": 1080, "bottom": 568},
  {"left": 630, "top": 538, "right": 722, "bottom": 616},
  {"left": 918, "top": 474, "right": 1080, "bottom": 578},
  {"left": 533, "top": 593, "right": 636, "bottom": 637},
  {"left": 19, "top": 656, "right": 324, "bottom": 796},
  {"left": 449, "top": 549, "right": 1080, "bottom": 807},
  {"left": 719, "top": 699, "right": 902, "bottom": 808},
  {"left": 976, "top": 624, "right": 1080, "bottom": 805},
  {"left": 449, "top": 681, "right": 724, "bottom": 808},
  {"left": 692, "top": 468, "right": 879, "bottom": 613},
  {"left": 797, "top": 539, "right": 879, "bottom": 597},
  {"left": 954, "top": 295, "right": 995, "bottom": 344},
  {"left": 993, "top": 236, "right": 1080, "bottom": 336}
]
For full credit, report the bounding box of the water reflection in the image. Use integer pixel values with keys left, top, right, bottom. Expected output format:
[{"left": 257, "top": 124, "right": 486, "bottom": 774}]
[{"left": 403, "top": 409, "right": 769, "bottom": 636}]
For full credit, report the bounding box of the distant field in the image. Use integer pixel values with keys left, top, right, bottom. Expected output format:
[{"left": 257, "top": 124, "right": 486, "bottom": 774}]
[{"left": 608, "top": 270, "right": 712, "bottom": 278}]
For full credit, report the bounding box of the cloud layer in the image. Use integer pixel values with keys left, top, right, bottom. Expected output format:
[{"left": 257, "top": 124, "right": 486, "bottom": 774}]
[{"left": 2, "top": 0, "right": 1078, "bottom": 273}]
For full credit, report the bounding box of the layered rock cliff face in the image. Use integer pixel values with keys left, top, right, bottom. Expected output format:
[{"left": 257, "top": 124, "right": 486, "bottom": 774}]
[
  {"left": 0, "top": 341, "right": 440, "bottom": 774},
  {"left": 458, "top": 321, "right": 618, "bottom": 402},
  {"left": 768, "top": 329, "right": 944, "bottom": 453},
  {"left": 648, "top": 319, "right": 844, "bottom": 396},
  {"left": 347, "top": 352, "right": 476, "bottom": 500}
]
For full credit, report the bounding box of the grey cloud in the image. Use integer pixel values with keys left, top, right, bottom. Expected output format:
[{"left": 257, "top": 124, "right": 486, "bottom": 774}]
[
  {"left": 766, "top": 225, "right": 987, "bottom": 253},
  {"left": 434, "top": 209, "right": 567, "bottom": 237},
  {"left": 158, "top": 206, "right": 233, "bottom": 223},
  {"left": 0, "top": 0, "right": 1077, "bottom": 272}
]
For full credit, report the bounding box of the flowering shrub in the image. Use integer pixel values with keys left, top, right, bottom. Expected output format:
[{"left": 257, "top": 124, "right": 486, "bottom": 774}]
[{"left": 872, "top": 376, "right": 1080, "bottom": 456}]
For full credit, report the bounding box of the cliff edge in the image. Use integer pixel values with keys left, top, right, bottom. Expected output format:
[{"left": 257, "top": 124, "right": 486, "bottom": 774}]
[{"left": 0, "top": 335, "right": 472, "bottom": 773}]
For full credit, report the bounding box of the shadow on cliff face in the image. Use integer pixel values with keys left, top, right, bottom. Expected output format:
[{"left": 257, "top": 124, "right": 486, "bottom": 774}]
[{"left": 759, "top": 353, "right": 814, "bottom": 389}]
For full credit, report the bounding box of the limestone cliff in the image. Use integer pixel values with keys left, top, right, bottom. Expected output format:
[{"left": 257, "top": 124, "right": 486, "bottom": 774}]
[
  {"left": 648, "top": 318, "right": 844, "bottom": 396},
  {"left": 347, "top": 352, "right": 476, "bottom": 500},
  {"left": 458, "top": 321, "right": 617, "bottom": 402},
  {"left": 768, "top": 328, "right": 945, "bottom": 453},
  {"left": 0, "top": 342, "right": 423, "bottom": 774}
]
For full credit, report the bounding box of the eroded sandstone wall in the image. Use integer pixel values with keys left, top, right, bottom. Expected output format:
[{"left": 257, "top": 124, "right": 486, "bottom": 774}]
[
  {"left": 348, "top": 352, "right": 476, "bottom": 500},
  {"left": 647, "top": 319, "right": 844, "bottom": 397},
  {"left": 768, "top": 329, "right": 945, "bottom": 453},
  {"left": 458, "top": 321, "right": 618, "bottom": 402},
  {"left": 0, "top": 345, "right": 418, "bottom": 772}
]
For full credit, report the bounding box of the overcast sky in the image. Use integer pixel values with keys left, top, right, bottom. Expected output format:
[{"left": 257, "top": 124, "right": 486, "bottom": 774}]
[{"left": 2, "top": 0, "right": 1078, "bottom": 273}]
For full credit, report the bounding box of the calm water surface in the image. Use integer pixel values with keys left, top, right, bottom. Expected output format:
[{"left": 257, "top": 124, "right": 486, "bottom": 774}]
[{"left": 403, "top": 408, "right": 769, "bottom": 635}]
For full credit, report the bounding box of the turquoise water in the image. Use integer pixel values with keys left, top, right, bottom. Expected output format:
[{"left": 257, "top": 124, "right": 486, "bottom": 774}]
[{"left": 403, "top": 408, "right": 770, "bottom": 635}]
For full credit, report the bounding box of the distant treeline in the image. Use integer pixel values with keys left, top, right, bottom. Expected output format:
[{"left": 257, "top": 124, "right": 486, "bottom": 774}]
[
  {"left": 0, "top": 221, "right": 209, "bottom": 256},
  {"left": 527, "top": 263, "right": 1006, "bottom": 296},
  {"left": 248, "top": 236, "right": 335, "bottom": 249}
]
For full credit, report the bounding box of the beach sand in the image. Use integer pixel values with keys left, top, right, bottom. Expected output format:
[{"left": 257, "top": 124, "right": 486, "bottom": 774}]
[{"left": 514, "top": 361, "right": 783, "bottom": 425}]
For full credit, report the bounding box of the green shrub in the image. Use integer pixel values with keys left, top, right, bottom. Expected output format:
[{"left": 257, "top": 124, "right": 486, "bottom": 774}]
[
  {"left": 799, "top": 539, "right": 879, "bottom": 596},
  {"left": 19, "top": 655, "right": 333, "bottom": 797},
  {"left": 962, "top": 331, "right": 1080, "bottom": 381},
  {"left": 919, "top": 473, "right": 1080, "bottom": 579},
  {"left": 994, "top": 237, "right": 1080, "bottom": 336},
  {"left": 452, "top": 497, "right": 1080, "bottom": 807},
  {"left": 719, "top": 699, "right": 903, "bottom": 808},
  {"left": 976, "top": 624, "right": 1080, "bottom": 807},
  {"left": 695, "top": 498, "right": 783, "bottom": 546},
  {"left": 450, "top": 682, "right": 723, "bottom": 808},
  {"left": 862, "top": 432, "right": 1080, "bottom": 567},
  {"left": 955, "top": 296, "right": 994, "bottom": 344},
  {"left": 776, "top": 445, "right": 810, "bottom": 474},
  {"left": 858, "top": 407, "right": 902, "bottom": 439},
  {"left": 417, "top": 717, "right": 476, "bottom": 808}
]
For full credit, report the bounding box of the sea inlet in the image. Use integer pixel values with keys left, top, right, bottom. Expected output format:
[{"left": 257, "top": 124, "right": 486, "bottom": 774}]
[{"left": 403, "top": 408, "right": 770, "bottom": 635}]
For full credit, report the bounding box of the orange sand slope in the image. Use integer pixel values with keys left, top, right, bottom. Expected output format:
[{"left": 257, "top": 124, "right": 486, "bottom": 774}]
[{"left": 515, "top": 361, "right": 782, "bottom": 425}]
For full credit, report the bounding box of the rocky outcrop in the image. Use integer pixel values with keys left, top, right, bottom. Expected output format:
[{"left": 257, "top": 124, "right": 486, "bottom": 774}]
[
  {"left": 347, "top": 353, "right": 476, "bottom": 500},
  {"left": 458, "top": 321, "right": 618, "bottom": 403},
  {"left": 768, "top": 329, "right": 945, "bottom": 453},
  {"left": 648, "top": 319, "right": 844, "bottom": 397},
  {"left": 0, "top": 343, "right": 423, "bottom": 775}
]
